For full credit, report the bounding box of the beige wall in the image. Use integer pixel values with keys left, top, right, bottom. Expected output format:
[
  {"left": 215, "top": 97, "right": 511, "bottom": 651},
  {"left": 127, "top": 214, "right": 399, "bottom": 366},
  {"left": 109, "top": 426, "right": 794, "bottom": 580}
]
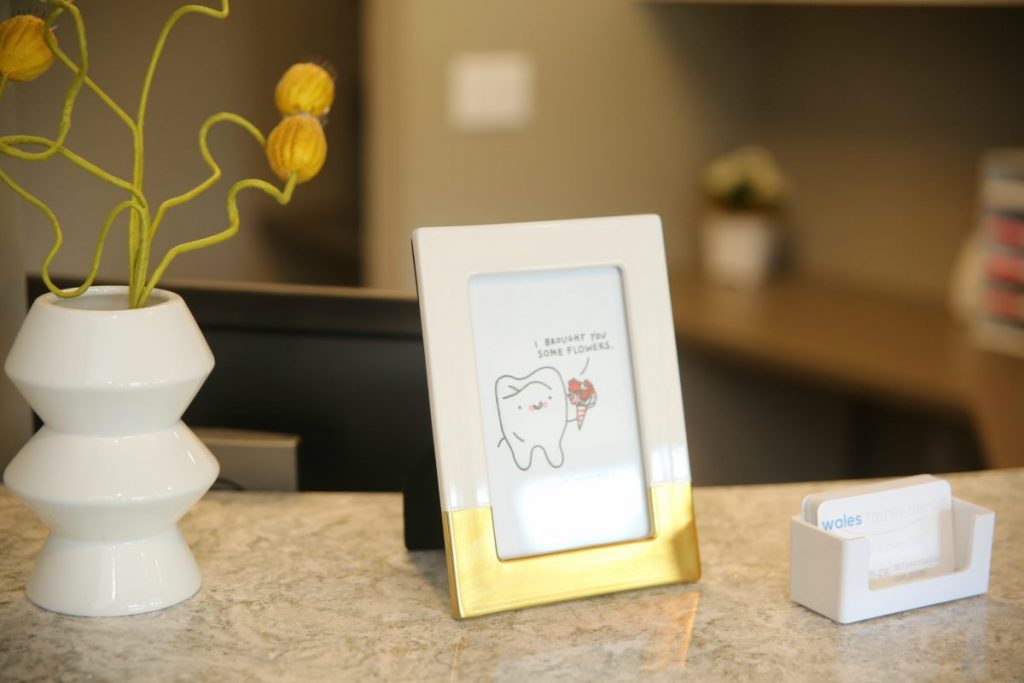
[
  {"left": 364, "top": 0, "right": 760, "bottom": 292},
  {"left": 0, "top": 0, "right": 32, "bottom": 471},
  {"left": 10, "top": 1, "right": 1021, "bottom": 300},
  {"left": 0, "top": 195, "right": 29, "bottom": 473},
  {"left": 360, "top": 3, "right": 1021, "bottom": 486},
  {"left": 10, "top": 0, "right": 360, "bottom": 287},
  {"left": 364, "top": 2, "right": 1024, "bottom": 299},
  {"left": 753, "top": 6, "right": 1024, "bottom": 298}
]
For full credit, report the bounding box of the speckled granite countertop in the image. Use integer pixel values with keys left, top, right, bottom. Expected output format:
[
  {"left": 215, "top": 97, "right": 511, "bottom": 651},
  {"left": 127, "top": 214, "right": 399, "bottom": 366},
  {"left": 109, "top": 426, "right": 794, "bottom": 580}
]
[{"left": 1, "top": 469, "right": 1021, "bottom": 682}]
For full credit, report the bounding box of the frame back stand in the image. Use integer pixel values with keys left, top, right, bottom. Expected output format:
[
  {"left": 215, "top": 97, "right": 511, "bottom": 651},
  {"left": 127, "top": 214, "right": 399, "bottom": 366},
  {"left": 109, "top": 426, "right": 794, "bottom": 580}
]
[{"left": 403, "top": 450, "right": 444, "bottom": 550}]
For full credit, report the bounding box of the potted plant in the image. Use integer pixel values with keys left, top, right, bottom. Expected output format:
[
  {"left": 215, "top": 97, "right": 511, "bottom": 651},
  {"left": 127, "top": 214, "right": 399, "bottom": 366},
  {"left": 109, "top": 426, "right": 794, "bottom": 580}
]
[
  {"left": 0, "top": 0, "right": 333, "bottom": 616},
  {"left": 700, "top": 146, "right": 787, "bottom": 289}
]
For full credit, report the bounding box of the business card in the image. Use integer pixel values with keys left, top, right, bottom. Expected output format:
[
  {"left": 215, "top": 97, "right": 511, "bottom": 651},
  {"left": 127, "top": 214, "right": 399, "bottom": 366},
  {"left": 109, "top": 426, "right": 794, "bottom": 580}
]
[{"left": 802, "top": 475, "right": 954, "bottom": 588}]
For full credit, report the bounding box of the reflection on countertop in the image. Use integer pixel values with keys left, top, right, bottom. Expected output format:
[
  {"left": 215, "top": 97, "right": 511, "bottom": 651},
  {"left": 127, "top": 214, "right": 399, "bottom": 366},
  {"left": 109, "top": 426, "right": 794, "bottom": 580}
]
[{"left": 1, "top": 468, "right": 1021, "bottom": 681}]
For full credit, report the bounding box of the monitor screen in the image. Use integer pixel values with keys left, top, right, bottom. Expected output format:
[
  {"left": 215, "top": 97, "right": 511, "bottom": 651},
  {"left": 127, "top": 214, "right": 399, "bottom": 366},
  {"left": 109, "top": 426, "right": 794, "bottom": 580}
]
[{"left": 27, "top": 276, "right": 433, "bottom": 492}]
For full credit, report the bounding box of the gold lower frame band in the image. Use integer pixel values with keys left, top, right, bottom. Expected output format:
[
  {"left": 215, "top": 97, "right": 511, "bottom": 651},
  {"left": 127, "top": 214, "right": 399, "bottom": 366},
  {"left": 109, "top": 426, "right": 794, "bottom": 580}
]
[{"left": 442, "top": 481, "right": 701, "bottom": 618}]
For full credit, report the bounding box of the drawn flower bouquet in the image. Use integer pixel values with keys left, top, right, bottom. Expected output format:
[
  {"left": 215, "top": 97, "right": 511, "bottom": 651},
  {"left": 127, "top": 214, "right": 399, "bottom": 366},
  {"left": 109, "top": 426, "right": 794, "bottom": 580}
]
[
  {"left": 567, "top": 378, "right": 597, "bottom": 430},
  {"left": 0, "top": 0, "right": 333, "bottom": 308}
]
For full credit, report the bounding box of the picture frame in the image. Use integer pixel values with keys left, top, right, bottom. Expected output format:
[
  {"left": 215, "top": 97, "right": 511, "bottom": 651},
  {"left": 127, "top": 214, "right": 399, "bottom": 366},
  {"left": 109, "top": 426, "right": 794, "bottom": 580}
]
[{"left": 412, "top": 214, "right": 700, "bottom": 618}]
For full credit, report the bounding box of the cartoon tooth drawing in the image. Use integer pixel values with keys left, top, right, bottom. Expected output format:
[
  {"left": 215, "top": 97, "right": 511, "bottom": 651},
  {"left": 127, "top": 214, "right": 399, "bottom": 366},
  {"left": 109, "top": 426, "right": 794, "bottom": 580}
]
[{"left": 495, "top": 366, "right": 568, "bottom": 470}]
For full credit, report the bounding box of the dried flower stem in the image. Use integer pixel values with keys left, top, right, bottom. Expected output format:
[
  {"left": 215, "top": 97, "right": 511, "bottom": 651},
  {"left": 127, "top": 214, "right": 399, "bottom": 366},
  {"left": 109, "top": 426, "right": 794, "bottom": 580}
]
[
  {"left": 139, "top": 173, "right": 297, "bottom": 307},
  {"left": 0, "top": 1, "right": 87, "bottom": 162},
  {"left": 3, "top": 136, "right": 137, "bottom": 193},
  {"left": 150, "top": 112, "right": 265, "bottom": 237},
  {"left": 0, "top": 165, "right": 145, "bottom": 298},
  {"left": 0, "top": 0, "right": 297, "bottom": 308}
]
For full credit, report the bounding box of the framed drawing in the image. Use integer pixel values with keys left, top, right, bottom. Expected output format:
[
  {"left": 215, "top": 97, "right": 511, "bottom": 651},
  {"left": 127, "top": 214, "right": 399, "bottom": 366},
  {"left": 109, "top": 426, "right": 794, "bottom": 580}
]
[{"left": 412, "top": 214, "right": 700, "bottom": 618}]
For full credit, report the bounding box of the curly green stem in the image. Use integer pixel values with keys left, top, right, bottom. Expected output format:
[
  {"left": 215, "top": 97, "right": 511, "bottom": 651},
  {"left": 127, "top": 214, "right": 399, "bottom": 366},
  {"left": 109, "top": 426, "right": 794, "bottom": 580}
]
[
  {"left": 149, "top": 111, "right": 264, "bottom": 237},
  {"left": 0, "top": 133, "right": 146, "bottom": 285},
  {"left": 1, "top": 0, "right": 295, "bottom": 311},
  {"left": 38, "top": 0, "right": 144, "bottom": 290},
  {"left": 46, "top": 27, "right": 136, "bottom": 135},
  {"left": 1, "top": 136, "right": 137, "bottom": 195},
  {"left": 132, "top": 210, "right": 151, "bottom": 307},
  {"left": 129, "top": 1, "right": 229, "bottom": 304},
  {"left": 45, "top": 200, "right": 147, "bottom": 299},
  {"left": 136, "top": 1, "right": 230, "bottom": 190},
  {"left": 5, "top": 2, "right": 88, "bottom": 163},
  {"left": 0, "top": 166, "right": 144, "bottom": 299},
  {"left": 139, "top": 173, "right": 296, "bottom": 306}
]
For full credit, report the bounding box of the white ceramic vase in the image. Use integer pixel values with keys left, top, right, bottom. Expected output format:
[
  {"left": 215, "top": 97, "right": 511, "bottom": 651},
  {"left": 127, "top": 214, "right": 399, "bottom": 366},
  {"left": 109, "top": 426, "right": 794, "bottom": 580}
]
[
  {"left": 3, "top": 286, "right": 219, "bottom": 617},
  {"left": 702, "top": 210, "right": 780, "bottom": 289}
]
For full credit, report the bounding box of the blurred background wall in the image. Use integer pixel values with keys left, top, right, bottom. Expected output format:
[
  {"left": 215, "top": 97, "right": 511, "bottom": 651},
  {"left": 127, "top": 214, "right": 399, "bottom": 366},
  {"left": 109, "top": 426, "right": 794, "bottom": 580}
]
[
  {"left": 9, "top": 0, "right": 361, "bottom": 287},
  {"left": 363, "top": 0, "right": 759, "bottom": 292},
  {"left": 749, "top": 7, "right": 1024, "bottom": 299},
  {"left": 0, "top": 0, "right": 32, "bottom": 472},
  {"left": 8, "top": 1, "right": 1023, "bottom": 301},
  {"left": 2, "top": 1, "right": 1021, "bottom": 486},
  {"left": 365, "top": 2, "right": 1024, "bottom": 298},
  {"left": 359, "top": 1, "right": 1021, "bottom": 484}
]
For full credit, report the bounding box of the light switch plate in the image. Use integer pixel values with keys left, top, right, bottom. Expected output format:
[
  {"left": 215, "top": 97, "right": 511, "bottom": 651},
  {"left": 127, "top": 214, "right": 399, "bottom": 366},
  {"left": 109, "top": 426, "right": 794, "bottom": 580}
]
[{"left": 447, "top": 51, "right": 534, "bottom": 132}]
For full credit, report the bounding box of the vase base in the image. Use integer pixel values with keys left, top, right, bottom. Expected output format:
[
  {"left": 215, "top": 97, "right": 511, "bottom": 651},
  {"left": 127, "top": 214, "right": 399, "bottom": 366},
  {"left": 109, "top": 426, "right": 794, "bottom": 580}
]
[{"left": 26, "top": 527, "right": 202, "bottom": 617}]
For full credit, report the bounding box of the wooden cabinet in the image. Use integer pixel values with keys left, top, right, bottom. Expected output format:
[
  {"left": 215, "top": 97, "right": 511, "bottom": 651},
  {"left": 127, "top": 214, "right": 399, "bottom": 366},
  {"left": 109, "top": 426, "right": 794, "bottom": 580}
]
[{"left": 671, "top": 275, "right": 1024, "bottom": 479}]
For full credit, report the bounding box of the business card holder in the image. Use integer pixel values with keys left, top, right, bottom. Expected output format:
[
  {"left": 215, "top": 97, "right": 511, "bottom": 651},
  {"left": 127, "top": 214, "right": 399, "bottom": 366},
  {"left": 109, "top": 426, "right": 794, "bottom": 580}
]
[{"left": 790, "top": 497, "right": 995, "bottom": 624}]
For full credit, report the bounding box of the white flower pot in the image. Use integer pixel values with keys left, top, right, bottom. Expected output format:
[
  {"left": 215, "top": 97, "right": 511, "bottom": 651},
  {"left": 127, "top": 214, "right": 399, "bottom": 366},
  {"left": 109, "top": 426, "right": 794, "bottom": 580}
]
[
  {"left": 3, "top": 286, "right": 219, "bottom": 617},
  {"left": 702, "top": 211, "right": 780, "bottom": 289}
]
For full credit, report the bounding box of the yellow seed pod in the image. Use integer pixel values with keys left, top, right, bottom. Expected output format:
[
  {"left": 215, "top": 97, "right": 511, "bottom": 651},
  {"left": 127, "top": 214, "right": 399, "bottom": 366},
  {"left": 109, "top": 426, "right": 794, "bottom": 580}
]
[
  {"left": 274, "top": 63, "right": 334, "bottom": 118},
  {"left": 0, "top": 14, "right": 57, "bottom": 82},
  {"left": 266, "top": 114, "right": 327, "bottom": 184}
]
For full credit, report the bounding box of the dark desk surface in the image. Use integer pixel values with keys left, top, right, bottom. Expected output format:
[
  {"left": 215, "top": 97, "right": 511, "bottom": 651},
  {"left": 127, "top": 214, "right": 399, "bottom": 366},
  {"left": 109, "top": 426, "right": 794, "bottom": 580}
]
[{"left": 671, "top": 274, "right": 1024, "bottom": 469}]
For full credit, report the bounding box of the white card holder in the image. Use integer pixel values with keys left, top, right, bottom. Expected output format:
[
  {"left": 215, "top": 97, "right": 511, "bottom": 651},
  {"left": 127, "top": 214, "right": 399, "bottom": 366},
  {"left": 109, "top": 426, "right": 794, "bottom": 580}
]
[{"left": 790, "top": 497, "right": 995, "bottom": 624}]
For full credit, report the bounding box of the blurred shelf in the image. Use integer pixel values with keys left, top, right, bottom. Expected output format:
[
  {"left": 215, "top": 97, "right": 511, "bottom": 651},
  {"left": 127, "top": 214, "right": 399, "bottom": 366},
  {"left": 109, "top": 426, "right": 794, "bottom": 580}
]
[{"left": 670, "top": 274, "right": 1024, "bottom": 469}]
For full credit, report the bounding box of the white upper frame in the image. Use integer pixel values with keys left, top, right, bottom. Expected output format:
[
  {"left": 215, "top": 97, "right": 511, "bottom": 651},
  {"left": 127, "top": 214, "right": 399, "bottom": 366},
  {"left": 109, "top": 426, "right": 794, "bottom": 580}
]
[{"left": 413, "top": 214, "right": 690, "bottom": 514}]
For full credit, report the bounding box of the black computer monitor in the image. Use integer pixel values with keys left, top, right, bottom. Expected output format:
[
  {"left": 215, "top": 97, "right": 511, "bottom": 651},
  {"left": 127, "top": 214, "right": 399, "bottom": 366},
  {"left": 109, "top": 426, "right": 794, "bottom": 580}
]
[{"left": 27, "top": 276, "right": 434, "bottom": 492}]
